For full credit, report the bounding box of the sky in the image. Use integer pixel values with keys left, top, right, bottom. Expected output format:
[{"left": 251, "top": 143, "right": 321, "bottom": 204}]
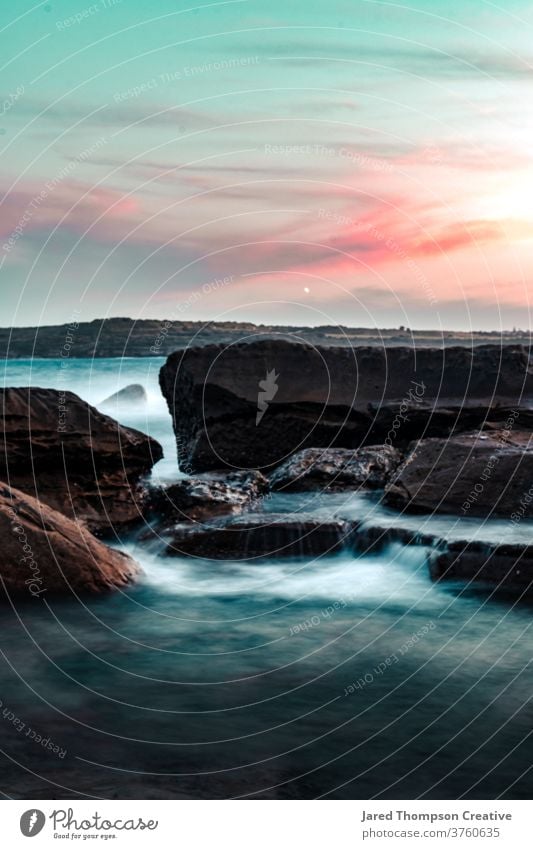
[{"left": 1, "top": 0, "right": 533, "bottom": 330}]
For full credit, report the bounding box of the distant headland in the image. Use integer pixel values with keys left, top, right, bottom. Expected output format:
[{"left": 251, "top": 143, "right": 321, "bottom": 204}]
[{"left": 0, "top": 317, "right": 529, "bottom": 359}]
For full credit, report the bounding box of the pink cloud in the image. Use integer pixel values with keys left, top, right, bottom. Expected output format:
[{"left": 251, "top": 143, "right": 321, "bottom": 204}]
[{"left": 0, "top": 179, "right": 141, "bottom": 246}]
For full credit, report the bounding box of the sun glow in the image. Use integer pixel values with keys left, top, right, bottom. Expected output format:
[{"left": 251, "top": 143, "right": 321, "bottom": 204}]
[{"left": 472, "top": 175, "right": 533, "bottom": 230}]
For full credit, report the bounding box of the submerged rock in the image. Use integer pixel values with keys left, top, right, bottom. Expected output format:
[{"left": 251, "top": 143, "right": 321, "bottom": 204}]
[
  {"left": 0, "top": 482, "right": 139, "bottom": 596},
  {"left": 0, "top": 387, "right": 163, "bottom": 534},
  {"left": 164, "top": 512, "right": 351, "bottom": 559},
  {"left": 150, "top": 469, "right": 269, "bottom": 524},
  {"left": 269, "top": 445, "right": 401, "bottom": 492},
  {"left": 384, "top": 428, "right": 533, "bottom": 517},
  {"left": 159, "top": 339, "right": 533, "bottom": 473},
  {"left": 100, "top": 384, "right": 147, "bottom": 408}
]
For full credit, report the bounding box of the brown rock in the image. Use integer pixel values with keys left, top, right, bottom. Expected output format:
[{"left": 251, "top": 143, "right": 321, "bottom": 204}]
[
  {"left": 384, "top": 427, "right": 533, "bottom": 517},
  {"left": 1, "top": 387, "right": 163, "bottom": 534},
  {"left": 0, "top": 481, "right": 140, "bottom": 596}
]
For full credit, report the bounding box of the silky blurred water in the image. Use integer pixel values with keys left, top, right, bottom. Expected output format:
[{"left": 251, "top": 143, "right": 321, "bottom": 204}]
[
  {"left": 0, "top": 358, "right": 532, "bottom": 800},
  {"left": 1, "top": 356, "right": 178, "bottom": 482}
]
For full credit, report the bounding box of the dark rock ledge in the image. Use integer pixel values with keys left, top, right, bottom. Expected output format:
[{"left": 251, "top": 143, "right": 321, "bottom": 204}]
[
  {"left": 164, "top": 512, "right": 351, "bottom": 560},
  {"left": 152, "top": 476, "right": 533, "bottom": 591},
  {"left": 159, "top": 340, "right": 533, "bottom": 473},
  {"left": 385, "top": 428, "right": 533, "bottom": 518},
  {"left": 350, "top": 522, "right": 533, "bottom": 593}
]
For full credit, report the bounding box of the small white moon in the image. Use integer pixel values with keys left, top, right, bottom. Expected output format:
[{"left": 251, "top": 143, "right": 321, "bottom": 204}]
[{"left": 304, "top": 287, "right": 310, "bottom": 293}]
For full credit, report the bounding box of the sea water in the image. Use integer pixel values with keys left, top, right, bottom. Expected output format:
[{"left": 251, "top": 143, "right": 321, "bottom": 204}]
[{"left": 0, "top": 358, "right": 531, "bottom": 799}]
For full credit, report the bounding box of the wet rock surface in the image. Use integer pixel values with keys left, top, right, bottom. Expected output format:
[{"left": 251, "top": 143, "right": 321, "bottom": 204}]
[
  {"left": 149, "top": 469, "right": 269, "bottom": 524},
  {"left": 269, "top": 445, "right": 402, "bottom": 492},
  {"left": 164, "top": 512, "right": 351, "bottom": 559},
  {"left": 0, "top": 481, "right": 140, "bottom": 596},
  {"left": 429, "top": 541, "right": 533, "bottom": 591},
  {"left": 384, "top": 428, "right": 533, "bottom": 518},
  {"left": 159, "top": 339, "right": 533, "bottom": 472},
  {"left": 1, "top": 387, "right": 163, "bottom": 534}
]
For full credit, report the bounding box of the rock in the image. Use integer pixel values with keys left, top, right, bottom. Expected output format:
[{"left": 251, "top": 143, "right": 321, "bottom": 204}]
[
  {"left": 164, "top": 512, "right": 351, "bottom": 559},
  {"left": 0, "top": 387, "right": 163, "bottom": 534},
  {"left": 0, "top": 482, "right": 140, "bottom": 596},
  {"left": 384, "top": 428, "right": 533, "bottom": 517},
  {"left": 349, "top": 515, "right": 533, "bottom": 592},
  {"left": 100, "top": 384, "right": 147, "bottom": 408},
  {"left": 269, "top": 445, "right": 401, "bottom": 492},
  {"left": 159, "top": 340, "right": 533, "bottom": 473},
  {"left": 429, "top": 542, "right": 533, "bottom": 591},
  {"left": 149, "top": 469, "right": 269, "bottom": 524},
  {"left": 351, "top": 523, "right": 438, "bottom": 553}
]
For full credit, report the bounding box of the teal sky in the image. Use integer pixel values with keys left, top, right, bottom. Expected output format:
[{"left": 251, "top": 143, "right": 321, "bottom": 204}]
[{"left": 2, "top": 0, "right": 533, "bottom": 329}]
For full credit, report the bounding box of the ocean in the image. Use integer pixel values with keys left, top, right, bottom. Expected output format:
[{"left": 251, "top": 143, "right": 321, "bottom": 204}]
[{"left": 0, "top": 357, "right": 532, "bottom": 799}]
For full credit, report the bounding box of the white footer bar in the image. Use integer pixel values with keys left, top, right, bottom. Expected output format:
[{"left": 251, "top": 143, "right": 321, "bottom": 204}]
[{"left": 2, "top": 799, "right": 530, "bottom": 848}]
